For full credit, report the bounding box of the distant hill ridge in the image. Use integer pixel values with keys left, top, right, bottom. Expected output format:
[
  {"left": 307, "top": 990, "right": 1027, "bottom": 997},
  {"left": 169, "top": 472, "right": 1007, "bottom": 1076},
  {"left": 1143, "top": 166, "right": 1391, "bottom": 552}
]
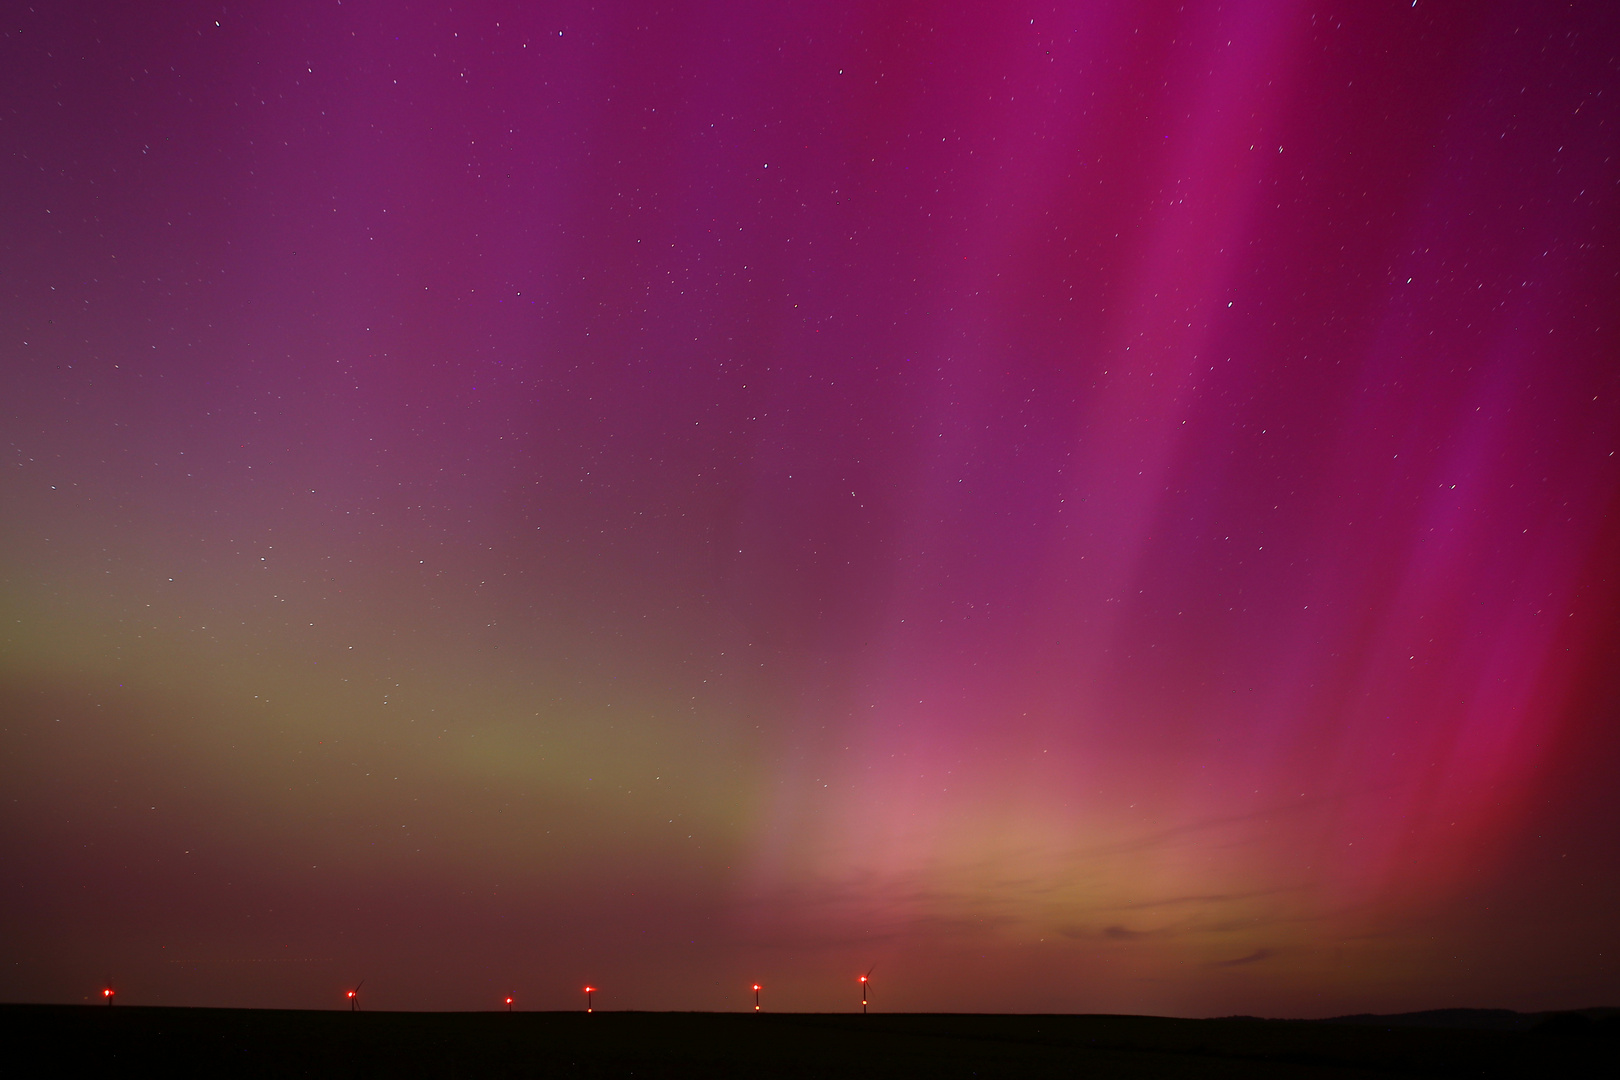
[{"left": 1312, "top": 1007, "right": 1620, "bottom": 1033}]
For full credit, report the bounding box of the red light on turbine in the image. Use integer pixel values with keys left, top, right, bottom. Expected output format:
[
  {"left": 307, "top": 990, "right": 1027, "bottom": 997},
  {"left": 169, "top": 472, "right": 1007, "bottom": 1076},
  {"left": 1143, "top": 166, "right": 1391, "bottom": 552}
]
[
  {"left": 103, "top": 989, "right": 113, "bottom": 998},
  {"left": 347, "top": 991, "right": 355, "bottom": 998},
  {"left": 859, "top": 976, "right": 867, "bottom": 983},
  {"left": 752, "top": 984, "right": 761, "bottom": 991}
]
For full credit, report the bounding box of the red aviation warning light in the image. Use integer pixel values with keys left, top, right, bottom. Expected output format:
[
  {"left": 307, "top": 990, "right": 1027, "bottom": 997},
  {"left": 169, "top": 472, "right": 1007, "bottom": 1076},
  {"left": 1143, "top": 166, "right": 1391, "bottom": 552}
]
[
  {"left": 584, "top": 986, "right": 596, "bottom": 1013},
  {"left": 505, "top": 996, "right": 514, "bottom": 1012},
  {"left": 102, "top": 987, "right": 114, "bottom": 1004},
  {"left": 752, "top": 984, "right": 761, "bottom": 1011},
  {"left": 348, "top": 980, "right": 364, "bottom": 1011}
]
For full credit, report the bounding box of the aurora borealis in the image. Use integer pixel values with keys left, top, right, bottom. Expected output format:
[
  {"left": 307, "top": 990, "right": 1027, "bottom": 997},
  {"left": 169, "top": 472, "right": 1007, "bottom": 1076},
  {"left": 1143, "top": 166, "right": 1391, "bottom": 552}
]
[{"left": 3, "top": 0, "right": 1619, "bottom": 1017}]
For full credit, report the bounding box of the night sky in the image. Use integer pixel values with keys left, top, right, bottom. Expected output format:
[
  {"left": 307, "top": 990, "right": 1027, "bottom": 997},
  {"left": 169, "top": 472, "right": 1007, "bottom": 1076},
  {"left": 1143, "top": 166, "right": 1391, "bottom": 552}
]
[{"left": 4, "top": 0, "right": 1619, "bottom": 1017}]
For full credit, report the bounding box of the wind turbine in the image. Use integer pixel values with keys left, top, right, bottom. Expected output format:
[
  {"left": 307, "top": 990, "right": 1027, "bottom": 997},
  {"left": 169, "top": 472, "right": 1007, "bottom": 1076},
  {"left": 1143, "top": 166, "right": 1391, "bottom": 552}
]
[
  {"left": 859, "top": 966, "right": 875, "bottom": 1014},
  {"left": 505, "top": 995, "right": 514, "bottom": 1012},
  {"left": 102, "top": 982, "right": 115, "bottom": 1006},
  {"left": 752, "top": 983, "right": 762, "bottom": 1012},
  {"left": 584, "top": 985, "right": 596, "bottom": 1013},
  {"left": 347, "top": 980, "right": 364, "bottom": 1011}
]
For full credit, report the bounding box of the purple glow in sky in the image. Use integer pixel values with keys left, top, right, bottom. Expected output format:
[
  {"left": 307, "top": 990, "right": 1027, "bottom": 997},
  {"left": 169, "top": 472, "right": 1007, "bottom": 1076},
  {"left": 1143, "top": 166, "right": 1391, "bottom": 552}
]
[{"left": 3, "top": 0, "right": 1619, "bottom": 1016}]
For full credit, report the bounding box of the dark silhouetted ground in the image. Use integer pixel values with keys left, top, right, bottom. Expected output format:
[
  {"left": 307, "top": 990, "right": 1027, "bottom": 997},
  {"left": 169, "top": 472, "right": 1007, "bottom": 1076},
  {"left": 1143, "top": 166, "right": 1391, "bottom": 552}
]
[{"left": 2, "top": 1004, "right": 1616, "bottom": 1077}]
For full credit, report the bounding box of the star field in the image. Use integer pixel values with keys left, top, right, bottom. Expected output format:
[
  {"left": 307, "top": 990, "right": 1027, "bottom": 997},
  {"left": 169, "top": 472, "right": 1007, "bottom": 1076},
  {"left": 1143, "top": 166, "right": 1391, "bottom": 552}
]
[{"left": 2, "top": 0, "right": 1619, "bottom": 1015}]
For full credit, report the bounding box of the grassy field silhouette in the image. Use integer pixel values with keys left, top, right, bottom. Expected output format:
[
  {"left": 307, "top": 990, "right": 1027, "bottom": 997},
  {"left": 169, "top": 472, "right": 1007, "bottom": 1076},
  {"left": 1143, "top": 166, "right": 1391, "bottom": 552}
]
[{"left": 3, "top": 1004, "right": 1616, "bottom": 1077}]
